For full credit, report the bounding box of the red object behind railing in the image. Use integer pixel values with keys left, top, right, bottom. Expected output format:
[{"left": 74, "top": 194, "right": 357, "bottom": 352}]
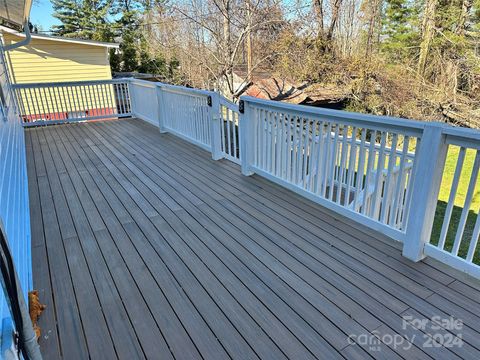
[{"left": 12, "top": 79, "right": 131, "bottom": 126}]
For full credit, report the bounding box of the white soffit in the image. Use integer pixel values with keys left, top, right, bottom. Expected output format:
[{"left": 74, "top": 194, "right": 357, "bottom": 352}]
[{"left": 0, "top": 0, "right": 32, "bottom": 26}]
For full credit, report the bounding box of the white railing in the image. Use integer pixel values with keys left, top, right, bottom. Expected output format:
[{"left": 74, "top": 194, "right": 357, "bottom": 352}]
[
  {"left": 129, "top": 79, "right": 158, "bottom": 126},
  {"left": 346, "top": 135, "right": 415, "bottom": 231},
  {"left": 17, "top": 77, "right": 480, "bottom": 278},
  {"left": 239, "top": 96, "right": 480, "bottom": 278},
  {"left": 239, "top": 97, "right": 422, "bottom": 240},
  {"left": 12, "top": 79, "right": 131, "bottom": 126},
  {"left": 424, "top": 127, "right": 480, "bottom": 278},
  {"left": 129, "top": 79, "right": 239, "bottom": 160},
  {"left": 160, "top": 84, "right": 213, "bottom": 151},
  {"left": 220, "top": 97, "right": 241, "bottom": 164}
]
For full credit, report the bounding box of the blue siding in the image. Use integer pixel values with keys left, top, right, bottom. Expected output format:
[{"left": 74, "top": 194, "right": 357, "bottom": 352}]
[{"left": 0, "top": 43, "right": 32, "bottom": 345}]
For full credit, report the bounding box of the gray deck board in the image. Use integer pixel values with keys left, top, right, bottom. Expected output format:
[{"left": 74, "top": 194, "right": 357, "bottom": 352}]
[
  {"left": 26, "top": 119, "right": 480, "bottom": 360},
  {"left": 25, "top": 131, "right": 62, "bottom": 360},
  {"left": 29, "top": 130, "right": 90, "bottom": 360}
]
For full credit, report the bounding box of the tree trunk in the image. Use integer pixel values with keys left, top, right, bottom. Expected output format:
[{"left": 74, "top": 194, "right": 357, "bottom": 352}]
[
  {"left": 365, "top": 0, "right": 381, "bottom": 56},
  {"left": 418, "top": 0, "right": 438, "bottom": 76},
  {"left": 222, "top": 0, "right": 234, "bottom": 95},
  {"left": 344, "top": 0, "right": 357, "bottom": 56},
  {"left": 246, "top": 0, "right": 253, "bottom": 83},
  {"left": 326, "top": 0, "right": 342, "bottom": 40},
  {"left": 313, "top": 0, "right": 324, "bottom": 37}
]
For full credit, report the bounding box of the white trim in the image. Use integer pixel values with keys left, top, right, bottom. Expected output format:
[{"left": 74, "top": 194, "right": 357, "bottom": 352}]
[
  {"left": 0, "top": 26, "right": 119, "bottom": 48},
  {"left": 130, "top": 79, "right": 157, "bottom": 89},
  {"left": 424, "top": 244, "right": 480, "bottom": 279},
  {"left": 131, "top": 78, "right": 213, "bottom": 97},
  {"left": 403, "top": 124, "right": 448, "bottom": 261}
]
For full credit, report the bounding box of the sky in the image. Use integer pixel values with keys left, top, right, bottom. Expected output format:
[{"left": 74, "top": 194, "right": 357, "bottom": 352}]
[{"left": 31, "top": 0, "right": 59, "bottom": 31}]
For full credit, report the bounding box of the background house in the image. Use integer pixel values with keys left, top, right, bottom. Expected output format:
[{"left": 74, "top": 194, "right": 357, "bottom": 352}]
[
  {"left": 0, "top": 26, "right": 119, "bottom": 122},
  {"left": 225, "top": 67, "right": 350, "bottom": 109}
]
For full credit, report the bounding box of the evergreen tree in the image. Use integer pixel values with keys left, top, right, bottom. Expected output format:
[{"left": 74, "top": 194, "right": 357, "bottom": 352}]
[
  {"left": 381, "top": 0, "right": 420, "bottom": 62},
  {"left": 51, "top": 0, "right": 190, "bottom": 78},
  {"left": 51, "top": 0, "right": 113, "bottom": 41},
  {"left": 419, "top": 0, "right": 479, "bottom": 91},
  {"left": 51, "top": 0, "right": 82, "bottom": 36},
  {"left": 78, "top": 0, "right": 113, "bottom": 41},
  {"left": 138, "top": 36, "right": 167, "bottom": 74},
  {"left": 117, "top": 9, "right": 140, "bottom": 71},
  {"left": 109, "top": 1, "right": 142, "bottom": 71}
]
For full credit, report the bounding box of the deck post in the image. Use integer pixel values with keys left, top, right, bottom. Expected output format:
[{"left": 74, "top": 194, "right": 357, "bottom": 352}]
[
  {"left": 156, "top": 85, "right": 168, "bottom": 133},
  {"left": 403, "top": 123, "right": 448, "bottom": 261},
  {"left": 210, "top": 92, "right": 223, "bottom": 160},
  {"left": 239, "top": 98, "right": 254, "bottom": 176},
  {"left": 127, "top": 79, "right": 136, "bottom": 117}
]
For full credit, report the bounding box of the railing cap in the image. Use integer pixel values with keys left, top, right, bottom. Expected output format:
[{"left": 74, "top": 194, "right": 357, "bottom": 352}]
[
  {"left": 130, "top": 78, "right": 215, "bottom": 97},
  {"left": 12, "top": 78, "right": 131, "bottom": 88},
  {"left": 240, "top": 95, "right": 453, "bottom": 136}
]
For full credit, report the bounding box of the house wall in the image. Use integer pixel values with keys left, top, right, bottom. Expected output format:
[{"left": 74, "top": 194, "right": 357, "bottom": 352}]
[
  {"left": 0, "top": 40, "right": 31, "bottom": 352},
  {"left": 2, "top": 32, "right": 112, "bottom": 83},
  {"left": 2, "top": 32, "right": 115, "bottom": 121}
]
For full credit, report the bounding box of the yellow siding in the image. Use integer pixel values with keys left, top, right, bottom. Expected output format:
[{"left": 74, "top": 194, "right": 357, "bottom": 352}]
[
  {"left": 3, "top": 32, "right": 115, "bottom": 116},
  {"left": 3, "top": 33, "right": 113, "bottom": 83},
  {"left": 15, "top": 84, "right": 118, "bottom": 119}
]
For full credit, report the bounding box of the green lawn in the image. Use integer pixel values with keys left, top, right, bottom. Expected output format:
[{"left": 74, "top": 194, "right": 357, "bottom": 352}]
[{"left": 430, "top": 146, "right": 480, "bottom": 264}]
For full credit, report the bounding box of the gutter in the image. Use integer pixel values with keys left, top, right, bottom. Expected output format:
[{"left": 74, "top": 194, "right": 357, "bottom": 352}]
[
  {"left": 3, "top": 21, "right": 31, "bottom": 51},
  {"left": 2, "top": 0, "right": 33, "bottom": 51}
]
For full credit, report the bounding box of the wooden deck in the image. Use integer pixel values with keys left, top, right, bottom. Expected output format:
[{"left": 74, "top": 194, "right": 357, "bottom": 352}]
[{"left": 26, "top": 119, "right": 480, "bottom": 360}]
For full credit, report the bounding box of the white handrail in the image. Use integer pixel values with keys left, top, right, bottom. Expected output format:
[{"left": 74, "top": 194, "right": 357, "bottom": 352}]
[
  {"left": 15, "top": 76, "right": 480, "bottom": 278},
  {"left": 12, "top": 79, "right": 131, "bottom": 126},
  {"left": 239, "top": 98, "right": 419, "bottom": 239},
  {"left": 238, "top": 96, "right": 480, "bottom": 278},
  {"left": 241, "top": 96, "right": 428, "bottom": 136},
  {"left": 129, "top": 79, "right": 240, "bottom": 161},
  {"left": 13, "top": 78, "right": 131, "bottom": 88}
]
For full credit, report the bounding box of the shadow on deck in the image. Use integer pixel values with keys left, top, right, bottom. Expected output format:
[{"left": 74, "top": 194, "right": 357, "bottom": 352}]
[{"left": 26, "top": 119, "right": 480, "bottom": 360}]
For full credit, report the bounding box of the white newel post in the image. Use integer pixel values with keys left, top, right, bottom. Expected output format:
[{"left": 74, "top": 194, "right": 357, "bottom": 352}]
[
  {"left": 403, "top": 123, "right": 448, "bottom": 261},
  {"left": 127, "top": 80, "right": 136, "bottom": 118},
  {"left": 210, "top": 92, "right": 223, "bottom": 160},
  {"left": 156, "top": 85, "right": 167, "bottom": 133},
  {"left": 239, "top": 99, "right": 254, "bottom": 176}
]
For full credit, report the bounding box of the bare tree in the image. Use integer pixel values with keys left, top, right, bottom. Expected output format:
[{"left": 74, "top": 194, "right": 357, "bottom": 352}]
[
  {"left": 363, "top": 0, "right": 382, "bottom": 56},
  {"left": 418, "top": 0, "right": 438, "bottom": 76},
  {"left": 327, "top": 0, "right": 343, "bottom": 40},
  {"left": 138, "top": 0, "right": 480, "bottom": 128},
  {"left": 164, "top": 0, "right": 285, "bottom": 98},
  {"left": 313, "top": 0, "right": 324, "bottom": 36}
]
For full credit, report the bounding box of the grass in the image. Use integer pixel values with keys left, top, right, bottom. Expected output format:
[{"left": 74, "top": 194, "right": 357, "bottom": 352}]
[
  {"left": 430, "top": 146, "right": 480, "bottom": 264},
  {"left": 438, "top": 147, "right": 480, "bottom": 209}
]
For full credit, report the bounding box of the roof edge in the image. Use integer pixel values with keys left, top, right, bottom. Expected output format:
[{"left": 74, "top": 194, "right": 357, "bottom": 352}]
[
  {"left": 0, "top": 26, "right": 119, "bottom": 48},
  {"left": 24, "top": 0, "right": 33, "bottom": 23}
]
